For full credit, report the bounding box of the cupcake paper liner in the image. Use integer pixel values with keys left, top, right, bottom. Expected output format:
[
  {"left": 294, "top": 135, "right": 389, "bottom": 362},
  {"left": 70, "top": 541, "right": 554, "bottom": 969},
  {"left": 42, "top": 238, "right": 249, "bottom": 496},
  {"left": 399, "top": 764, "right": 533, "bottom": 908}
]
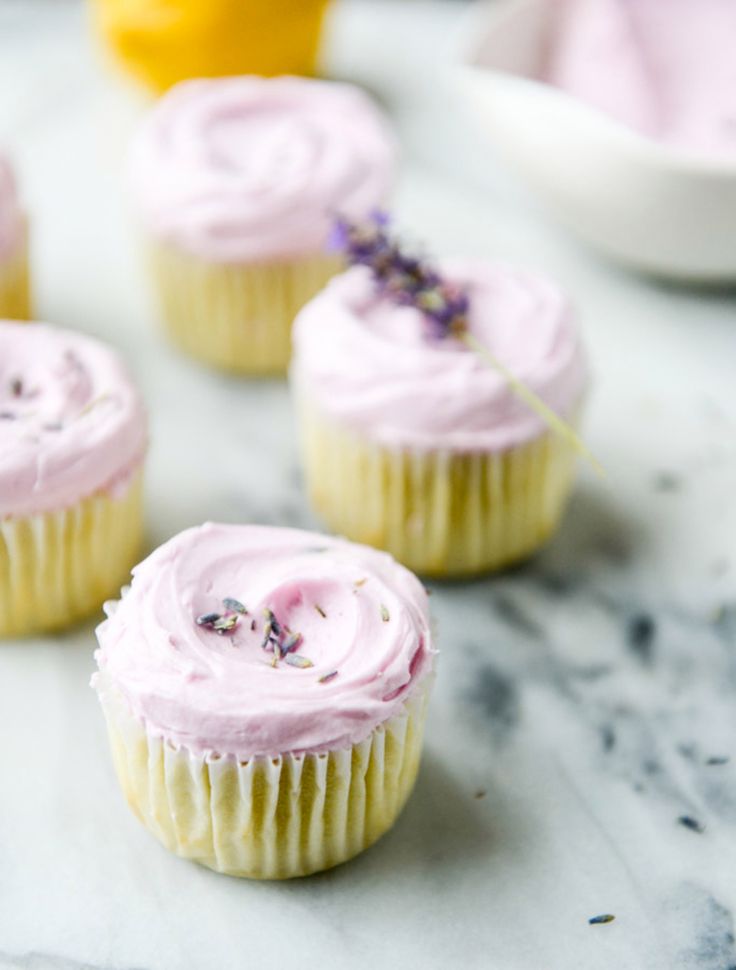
[
  {"left": 297, "top": 396, "right": 581, "bottom": 577},
  {"left": 98, "top": 676, "right": 431, "bottom": 880},
  {"left": 0, "top": 470, "right": 144, "bottom": 637},
  {"left": 147, "top": 242, "right": 342, "bottom": 374},
  {"left": 0, "top": 226, "right": 31, "bottom": 321}
]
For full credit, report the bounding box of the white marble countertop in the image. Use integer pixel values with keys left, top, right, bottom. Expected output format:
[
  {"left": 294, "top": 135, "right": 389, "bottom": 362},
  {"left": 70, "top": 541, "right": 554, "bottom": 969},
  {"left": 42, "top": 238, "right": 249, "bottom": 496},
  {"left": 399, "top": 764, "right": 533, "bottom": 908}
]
[{"left": 1, "top": 2, "right": 736, "bottom": 969}]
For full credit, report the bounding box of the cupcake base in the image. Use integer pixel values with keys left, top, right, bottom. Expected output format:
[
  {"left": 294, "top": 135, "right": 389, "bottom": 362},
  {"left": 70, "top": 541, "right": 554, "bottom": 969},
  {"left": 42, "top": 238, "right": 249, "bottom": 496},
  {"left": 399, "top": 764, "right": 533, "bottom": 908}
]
[
  {"left": 297, "top": 399, "right": 580, "bottom": 577},
  {"left": 0, "top": 228, "right": 31, "bottom": 321},
  {"left": 98, "top": 678, "right": 430, "bottom": 880},
  {"left": 147, "top": 242, "right": 342, "bottom": 375},
  {"left": 0, "top": 470, "right": 144, "bottom": 637}
]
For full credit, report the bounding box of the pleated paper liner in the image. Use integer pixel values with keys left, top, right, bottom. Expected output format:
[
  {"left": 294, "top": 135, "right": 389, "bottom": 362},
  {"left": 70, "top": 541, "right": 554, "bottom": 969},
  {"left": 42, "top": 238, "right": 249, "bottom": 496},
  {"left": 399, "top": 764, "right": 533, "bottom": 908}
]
[
  {"left": 297, "top": 396, "right": 581, "bottom": 577},
  {"left": 0, "top": 225, "right": 31, "bottom": 321},
  {"left": 147, "top": 242, "right": 342, "bottom": 375},
  {"left": 0, "top": 470, "right": 144, "bottom": 637},
  {"left": 98, "top": 676, "right": 431, "bottom": 880}
]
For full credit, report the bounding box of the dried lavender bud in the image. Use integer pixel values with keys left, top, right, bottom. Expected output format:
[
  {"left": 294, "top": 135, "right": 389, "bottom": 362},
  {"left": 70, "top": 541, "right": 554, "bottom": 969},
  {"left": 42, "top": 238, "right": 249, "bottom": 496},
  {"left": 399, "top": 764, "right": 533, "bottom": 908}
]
[
  {"left": 223, "top": 597, "right": 248, "bottom": 615},
  {"left": 281, "top": 632, "right": 303, "bottom": 654},
  {"left": 213, "top": 613, "right": 239, "bottom": 635},
  {"left": 196, "top": 612, "right": 221, "bottom": 627},
  {"left": 678, "top": 815, "right": 705, "bottom": 833},
  {"left": 285, "top": 655, "right": 314, "bottom": 669}
]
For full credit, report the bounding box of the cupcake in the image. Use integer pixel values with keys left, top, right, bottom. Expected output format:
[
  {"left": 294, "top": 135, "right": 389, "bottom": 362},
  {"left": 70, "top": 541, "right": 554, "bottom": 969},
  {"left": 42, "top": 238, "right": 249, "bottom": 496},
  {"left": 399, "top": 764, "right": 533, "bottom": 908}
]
[
  {"left": 128, "top": 76, "right": 396, "bottom": 375},
  {"left": 291, "top": 222, "right": 589, "bottom": 578},
  {"left": 90, "top": 0, "right": 331, "bottom": 93},
  {"left": 0, "top": 155, "right": 31, "bottom": 321},
  {"left": 0, "top": 322, "right": 147, "bottom": 636},
  {"left": 93, "top": 522, "right": 434, "bottom": 879}
]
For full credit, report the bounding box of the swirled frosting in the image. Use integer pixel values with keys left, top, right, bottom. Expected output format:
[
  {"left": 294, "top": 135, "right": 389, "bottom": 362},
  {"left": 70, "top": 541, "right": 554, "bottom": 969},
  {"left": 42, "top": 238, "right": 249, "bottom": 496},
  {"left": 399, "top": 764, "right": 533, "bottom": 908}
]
[
  {"left": 544, "top": 0, "right": 736, "bottom": 160},
  {"left": 0, "top": 154, "right": 24, "bottom": 260},
  {"left": 128, "top": 76, "right": 397, "bottom": 262},
  {"left": 0, "top": 322, "right": 147, "bottom": 517},
  {"left": 291, "top": 260, "right": 587, "bottom": 452},
  {"left": 94, "top": 523, "right": 434, "bottom": 759}
]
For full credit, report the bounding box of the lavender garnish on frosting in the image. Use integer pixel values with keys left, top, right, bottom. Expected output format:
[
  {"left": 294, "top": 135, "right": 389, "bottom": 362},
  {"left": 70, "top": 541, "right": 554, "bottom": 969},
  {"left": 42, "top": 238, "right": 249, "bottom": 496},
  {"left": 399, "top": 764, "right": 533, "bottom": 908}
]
[
  {"left": 330, "top": 212, "right": 601, "bottom": 473},
  {"left": 330, "top": 211, "right": 469, "bottom": 341}
]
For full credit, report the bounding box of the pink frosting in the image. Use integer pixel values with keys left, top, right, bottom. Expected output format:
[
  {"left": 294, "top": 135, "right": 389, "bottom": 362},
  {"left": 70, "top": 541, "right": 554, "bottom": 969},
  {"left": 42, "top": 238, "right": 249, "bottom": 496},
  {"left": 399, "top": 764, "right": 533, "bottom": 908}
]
[
  {"left": 0, "top": 322, "right": 147, "bottom": 517},
  {"left": 544, "top": 0, "right": 736, "bottom": 160},
  {"left": 0, "top": 154, "right": 24, "bottom": 260},
  {"left": 291, "top": 260, "right": 587, "bottom": 452},
  {"left": 128, "top": 76, "right": 397, "bottom": 263},
  {"left": 93, "top": 523, "right": 435, "bottom": 759}
]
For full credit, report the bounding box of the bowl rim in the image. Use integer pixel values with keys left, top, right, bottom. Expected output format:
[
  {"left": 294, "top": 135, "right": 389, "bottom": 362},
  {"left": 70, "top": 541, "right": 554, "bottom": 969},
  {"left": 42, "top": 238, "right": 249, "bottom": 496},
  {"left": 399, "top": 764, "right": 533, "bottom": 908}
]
[{"left": 452, "top": 0, "right": 736, "bottom": 179}]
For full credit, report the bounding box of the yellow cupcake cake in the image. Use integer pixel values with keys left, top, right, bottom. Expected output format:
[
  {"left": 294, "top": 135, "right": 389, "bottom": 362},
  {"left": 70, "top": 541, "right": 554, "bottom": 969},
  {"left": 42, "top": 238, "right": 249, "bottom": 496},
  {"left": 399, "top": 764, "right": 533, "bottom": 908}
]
[
  {"left": 0, "top": 322, "right": 147, "bottom": 636},
  {"left": 93, "top": 522, "right": 435, "bottom": 879}
]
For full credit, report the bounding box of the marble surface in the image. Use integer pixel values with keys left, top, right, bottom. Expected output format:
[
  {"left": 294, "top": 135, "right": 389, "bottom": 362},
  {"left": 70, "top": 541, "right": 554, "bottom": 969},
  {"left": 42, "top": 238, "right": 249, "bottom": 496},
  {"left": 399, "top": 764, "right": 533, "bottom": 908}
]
[{"left": 1, "top": 2, "right": 736, "bottom": 969}]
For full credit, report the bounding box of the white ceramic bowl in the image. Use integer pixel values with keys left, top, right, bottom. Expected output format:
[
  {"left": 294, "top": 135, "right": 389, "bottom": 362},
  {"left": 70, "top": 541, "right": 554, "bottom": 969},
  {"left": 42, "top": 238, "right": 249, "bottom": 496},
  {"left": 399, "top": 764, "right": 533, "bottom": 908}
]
[{"left": 453, "top": 0, "right": 736, "bottom": 282}]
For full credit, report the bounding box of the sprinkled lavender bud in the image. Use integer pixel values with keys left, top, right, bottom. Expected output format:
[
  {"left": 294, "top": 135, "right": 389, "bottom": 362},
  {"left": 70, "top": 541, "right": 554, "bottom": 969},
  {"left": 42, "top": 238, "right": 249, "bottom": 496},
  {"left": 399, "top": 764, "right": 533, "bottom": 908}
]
[
  {"left": 196, "top": 612, "right": 221, "bottom": 627},
  {"left": 380, "top": 604, "right": 390, "bottom": 622},
  {"left": 285, "top": 654, "right": 314, "bottom": 669},
  {"left": 263, "top": 608, "right": 281, "bottom": 637},
  {"left": 281, "top": 632, "right": 303, "bottom": 654},
  {"left": 318, "top": 670, "right": 339, "bottom": 684},
  {"left": 314, "top": 604, "right": 327, "bottom": 618},
  {"left": 588, "top": 915, "right": 615, "bottom": 926},
  {"left": 261, "top": 623, "right": 274, "bottom": 651},
  {"left": 213, "top": 612, "right": 239, "bottom": 635},
  {"left": 678, "top": 815, "right": 705, "bottom": 833},
  {"left": 223, "top": 597, "right": 248, "bottom": 615},
  {"left": 9, "top": 377, "right": 22, "bottom": 398}
]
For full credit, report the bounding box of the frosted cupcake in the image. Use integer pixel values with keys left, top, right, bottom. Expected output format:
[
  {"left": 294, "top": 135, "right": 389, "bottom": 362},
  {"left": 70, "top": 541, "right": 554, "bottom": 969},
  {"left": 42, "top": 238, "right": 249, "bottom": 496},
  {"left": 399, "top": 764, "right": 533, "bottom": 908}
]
[
  {"left": 291, "top": 218, "right": 589, "bottom": 577},
  {"left": 93, "top": 523, "right": 434, "bottom": 879},
  {"left": 0, "top": 322, "right": 147, "bottom": 636},
  {"left": 0, "top": 155, "right": 31, "bottom": 320},
  {"left": 90, "top": 0, "right": 331, "bottom": 93},
  {"left": 128, "top": 76, "right": 396, "bottom": 374}
]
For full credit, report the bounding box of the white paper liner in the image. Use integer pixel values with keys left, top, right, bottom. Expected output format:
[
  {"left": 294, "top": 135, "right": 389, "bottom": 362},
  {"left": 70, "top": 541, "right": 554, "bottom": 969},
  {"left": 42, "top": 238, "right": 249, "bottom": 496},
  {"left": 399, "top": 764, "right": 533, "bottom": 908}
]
[
  {"left": 0, "top": 469, "right": 144, "bottom": 636},
  {"left": 147, "top": 242, "right": 341, "bottom": 374},
  {"left": 98, "top": 675, "right": 431, "bottom": 880},
  {"left": 296, "top": 394, "right": 581, "bottom": 576}
]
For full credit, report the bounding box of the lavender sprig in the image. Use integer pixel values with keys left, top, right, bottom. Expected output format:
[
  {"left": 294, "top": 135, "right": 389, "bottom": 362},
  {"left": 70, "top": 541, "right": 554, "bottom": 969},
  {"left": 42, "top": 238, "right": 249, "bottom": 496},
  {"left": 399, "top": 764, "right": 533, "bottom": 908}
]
[
  {"left": 331, "top": 212, "right": 602, "bottom": 475},
  {"left": 330, "top": 211, "right": 468, "bottom": 341}
]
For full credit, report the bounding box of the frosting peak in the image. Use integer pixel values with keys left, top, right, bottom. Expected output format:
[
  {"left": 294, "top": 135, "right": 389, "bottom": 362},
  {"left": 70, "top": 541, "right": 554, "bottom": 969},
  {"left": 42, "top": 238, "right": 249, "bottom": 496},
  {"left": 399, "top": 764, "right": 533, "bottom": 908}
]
[
  {"left": 94, "top": 523, "right": 434, "bottom": 759},
  {"left": 128, "top": 76, "right": 397, "bottom": 262},
  {"left": 291, "top": 260, "right": 587, "bottom": 452},
  {"left": 0, "top": 322, "right": 147, "bottom": 517}
]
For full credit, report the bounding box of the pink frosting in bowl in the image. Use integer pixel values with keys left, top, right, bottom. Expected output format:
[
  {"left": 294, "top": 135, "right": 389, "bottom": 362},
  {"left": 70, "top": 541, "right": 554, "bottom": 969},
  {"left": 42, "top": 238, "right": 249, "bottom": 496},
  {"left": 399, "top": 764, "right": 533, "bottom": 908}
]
[
  {"left": 0, "top": 153, "right": 25, "bottom": 260},
  {"left": 291, "top": 260, "right": 587, "bottom": 452},
  {"left": 0, "top": 322, "right": 147, "bottom": 517},
  {"left": 93, "top": 523, "right": 435, "bottom": 760},
  {"left": 543, "top": 0, "right": 736, "bottom": 161},
  {"left": 128, "top": 76, "right": 397, "bottom": 263}
]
